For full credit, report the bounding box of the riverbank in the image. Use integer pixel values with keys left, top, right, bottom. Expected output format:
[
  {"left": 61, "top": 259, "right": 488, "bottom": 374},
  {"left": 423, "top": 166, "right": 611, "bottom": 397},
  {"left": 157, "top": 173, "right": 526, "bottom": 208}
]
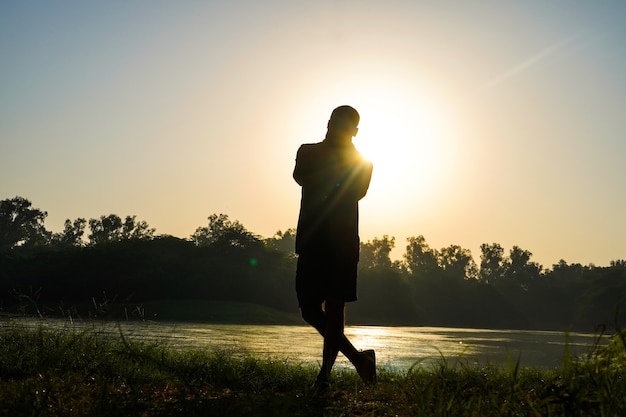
[
  {"left": 2, "top": 299, "right": 303, "bottom": 325},
  {"left": 132, "top": 299, "right": 303, "bottom": 324},
  {"left": 1, "top": 324, "right": 625, "bottom": 416}
]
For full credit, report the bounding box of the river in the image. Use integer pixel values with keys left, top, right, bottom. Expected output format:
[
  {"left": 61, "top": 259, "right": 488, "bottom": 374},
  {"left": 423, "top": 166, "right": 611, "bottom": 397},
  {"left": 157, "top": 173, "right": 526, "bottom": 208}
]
[{"left": 2, "top": 319, "right": 608, "bottom": 370}]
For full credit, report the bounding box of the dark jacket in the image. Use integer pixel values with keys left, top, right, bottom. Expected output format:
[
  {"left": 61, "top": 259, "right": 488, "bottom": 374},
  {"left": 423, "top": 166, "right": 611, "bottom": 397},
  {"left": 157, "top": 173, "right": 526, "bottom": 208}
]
[{"left": 294, "top": 140, "right": 373, "bottom": 261}]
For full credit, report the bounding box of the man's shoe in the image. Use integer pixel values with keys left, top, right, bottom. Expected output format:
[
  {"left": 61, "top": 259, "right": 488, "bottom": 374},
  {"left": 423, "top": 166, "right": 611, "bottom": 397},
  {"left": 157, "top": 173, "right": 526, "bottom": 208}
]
[{"left": 357, "top": 349, "right": 376, "bottom": 385}]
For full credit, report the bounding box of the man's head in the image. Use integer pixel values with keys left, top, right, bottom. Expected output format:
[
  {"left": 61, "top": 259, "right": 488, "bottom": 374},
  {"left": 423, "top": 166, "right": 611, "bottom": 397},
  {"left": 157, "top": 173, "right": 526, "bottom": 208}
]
[{"left": 327, "top": 105, "right": 359, "bottom": 138}]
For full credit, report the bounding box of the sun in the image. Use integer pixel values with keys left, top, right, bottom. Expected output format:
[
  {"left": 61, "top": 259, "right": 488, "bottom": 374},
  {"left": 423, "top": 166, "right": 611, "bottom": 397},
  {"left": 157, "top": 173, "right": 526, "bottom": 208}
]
[{"left": 351, "top": 91, "right": 449, "bottom": 208}]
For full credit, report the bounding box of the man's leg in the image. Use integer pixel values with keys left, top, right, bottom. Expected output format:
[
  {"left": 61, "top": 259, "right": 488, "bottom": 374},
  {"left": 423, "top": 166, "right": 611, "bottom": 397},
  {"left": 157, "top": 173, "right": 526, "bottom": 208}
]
[
  {"left": 300, "top": 302, "right": 359, "bottom": 365},
  {"left": 318, "top": 299, "right": 345, "bottom": 383},
  {"left": 301, "top": 301, "right": 376, "bottom": 385}
]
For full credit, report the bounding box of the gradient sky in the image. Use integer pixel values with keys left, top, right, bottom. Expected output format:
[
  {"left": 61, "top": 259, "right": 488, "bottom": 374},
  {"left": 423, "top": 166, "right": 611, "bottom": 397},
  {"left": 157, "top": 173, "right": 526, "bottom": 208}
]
[{"left": 2, "top": 1, "right": 625, "bottom": 268}]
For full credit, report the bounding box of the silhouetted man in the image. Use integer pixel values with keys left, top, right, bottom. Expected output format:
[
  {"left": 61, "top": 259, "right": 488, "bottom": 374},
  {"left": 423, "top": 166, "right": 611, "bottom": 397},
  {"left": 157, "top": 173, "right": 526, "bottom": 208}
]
[{"left": 293, "top": 105, "right": 375, "bottom": 389}]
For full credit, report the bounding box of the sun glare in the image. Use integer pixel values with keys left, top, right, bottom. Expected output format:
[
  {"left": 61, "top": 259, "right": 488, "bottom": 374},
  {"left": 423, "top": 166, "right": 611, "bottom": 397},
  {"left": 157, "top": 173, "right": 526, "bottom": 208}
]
[{"left": 352, "top": 92, "right": 448, "bottom": 206}]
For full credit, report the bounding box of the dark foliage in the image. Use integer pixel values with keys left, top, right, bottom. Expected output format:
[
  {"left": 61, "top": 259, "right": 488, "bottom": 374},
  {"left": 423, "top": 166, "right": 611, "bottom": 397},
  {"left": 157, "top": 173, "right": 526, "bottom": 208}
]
[
  {"left": 0, "top": 236, "right": 298, "bottom": 320},
  {"left": 1, "top": 196, "right": 625, "bottom": 330}
]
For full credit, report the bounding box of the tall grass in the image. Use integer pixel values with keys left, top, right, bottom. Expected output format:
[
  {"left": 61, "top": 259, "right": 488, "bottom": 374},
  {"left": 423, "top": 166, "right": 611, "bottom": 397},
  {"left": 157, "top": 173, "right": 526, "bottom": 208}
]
[{"left": 1, "top": 322, "right": 625, "bottom": 416}]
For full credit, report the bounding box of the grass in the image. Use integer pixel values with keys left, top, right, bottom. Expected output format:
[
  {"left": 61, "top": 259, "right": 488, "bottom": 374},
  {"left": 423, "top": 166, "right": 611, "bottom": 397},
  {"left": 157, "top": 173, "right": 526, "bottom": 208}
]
[{"left": 1, "top": 323, "right": 625, "bottom": 416}]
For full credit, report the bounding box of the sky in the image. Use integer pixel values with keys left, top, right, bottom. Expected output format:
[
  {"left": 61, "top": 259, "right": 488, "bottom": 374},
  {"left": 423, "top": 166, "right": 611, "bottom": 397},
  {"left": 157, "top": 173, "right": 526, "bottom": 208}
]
[{"left": 1, "top": 1, "right": 625, "bottom": 268}]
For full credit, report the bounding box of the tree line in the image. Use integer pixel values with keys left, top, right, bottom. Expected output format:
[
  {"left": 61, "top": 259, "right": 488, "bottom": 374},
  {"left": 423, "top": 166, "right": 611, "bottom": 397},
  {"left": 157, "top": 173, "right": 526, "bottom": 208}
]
[{"left": 1, "top": 196, "right": 625, "bottom": 331}]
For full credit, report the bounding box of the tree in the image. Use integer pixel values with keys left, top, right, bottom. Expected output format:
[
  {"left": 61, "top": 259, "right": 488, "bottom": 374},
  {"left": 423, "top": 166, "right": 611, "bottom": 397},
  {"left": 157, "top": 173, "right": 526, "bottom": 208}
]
[
  {"left": 88, "top": 214, "right": 154, "bottom": 245},
  {"left": 0, "top": 196, "right": 50, "bottom": 250},
  {"left": 51, "top": 218, "right": 87, "bottom": 248},
  {"left": 121, "top": 215, "right": 155, "bottom": 240},
  {"left": 610, "top": 259, "right": 626, "bottom": 269},
  {"left": 438, "top": 244, "right": 478, "bottom": 281},
  {"left": 548, "top": 259, "right": 586, "bottom": 283},
  {"left": 360, "top": 235, "right": 395, "bottom": 270},
  {"left": 403, "top": 235, "right": 439, "bottom": 277},
  {"left": 88, "top": 214, "right": 122, "bottom": 244},
  {"left": 504, "top": 246, "right": 543, "bottom": 289},
  {"left": 265, "top": 228, "right": 296, "bottom": 256},
  {"left": 479, "top": 243, "right": 505, "bottom": 284},
  {"left": 191, "top": 213, "right": 261, "bottom": 249}
]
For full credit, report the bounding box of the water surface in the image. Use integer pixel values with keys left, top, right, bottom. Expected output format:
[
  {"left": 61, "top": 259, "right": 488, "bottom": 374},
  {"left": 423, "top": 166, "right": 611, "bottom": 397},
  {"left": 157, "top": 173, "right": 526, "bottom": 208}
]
[{"left": 3, "top": 319, "right": 606, "bottom": 370}]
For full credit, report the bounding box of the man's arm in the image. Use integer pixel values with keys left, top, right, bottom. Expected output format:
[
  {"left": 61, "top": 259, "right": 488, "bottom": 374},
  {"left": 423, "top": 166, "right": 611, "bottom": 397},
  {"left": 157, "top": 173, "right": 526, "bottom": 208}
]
[
  {"left": 353, "top": 160, "right": 373, "bottom": 200},
  {"left": 293, "top": 145, "right": 307, "bottom": 186},
  {"left": 293, "top": 144, "right": 319, "bottom": 187}
]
